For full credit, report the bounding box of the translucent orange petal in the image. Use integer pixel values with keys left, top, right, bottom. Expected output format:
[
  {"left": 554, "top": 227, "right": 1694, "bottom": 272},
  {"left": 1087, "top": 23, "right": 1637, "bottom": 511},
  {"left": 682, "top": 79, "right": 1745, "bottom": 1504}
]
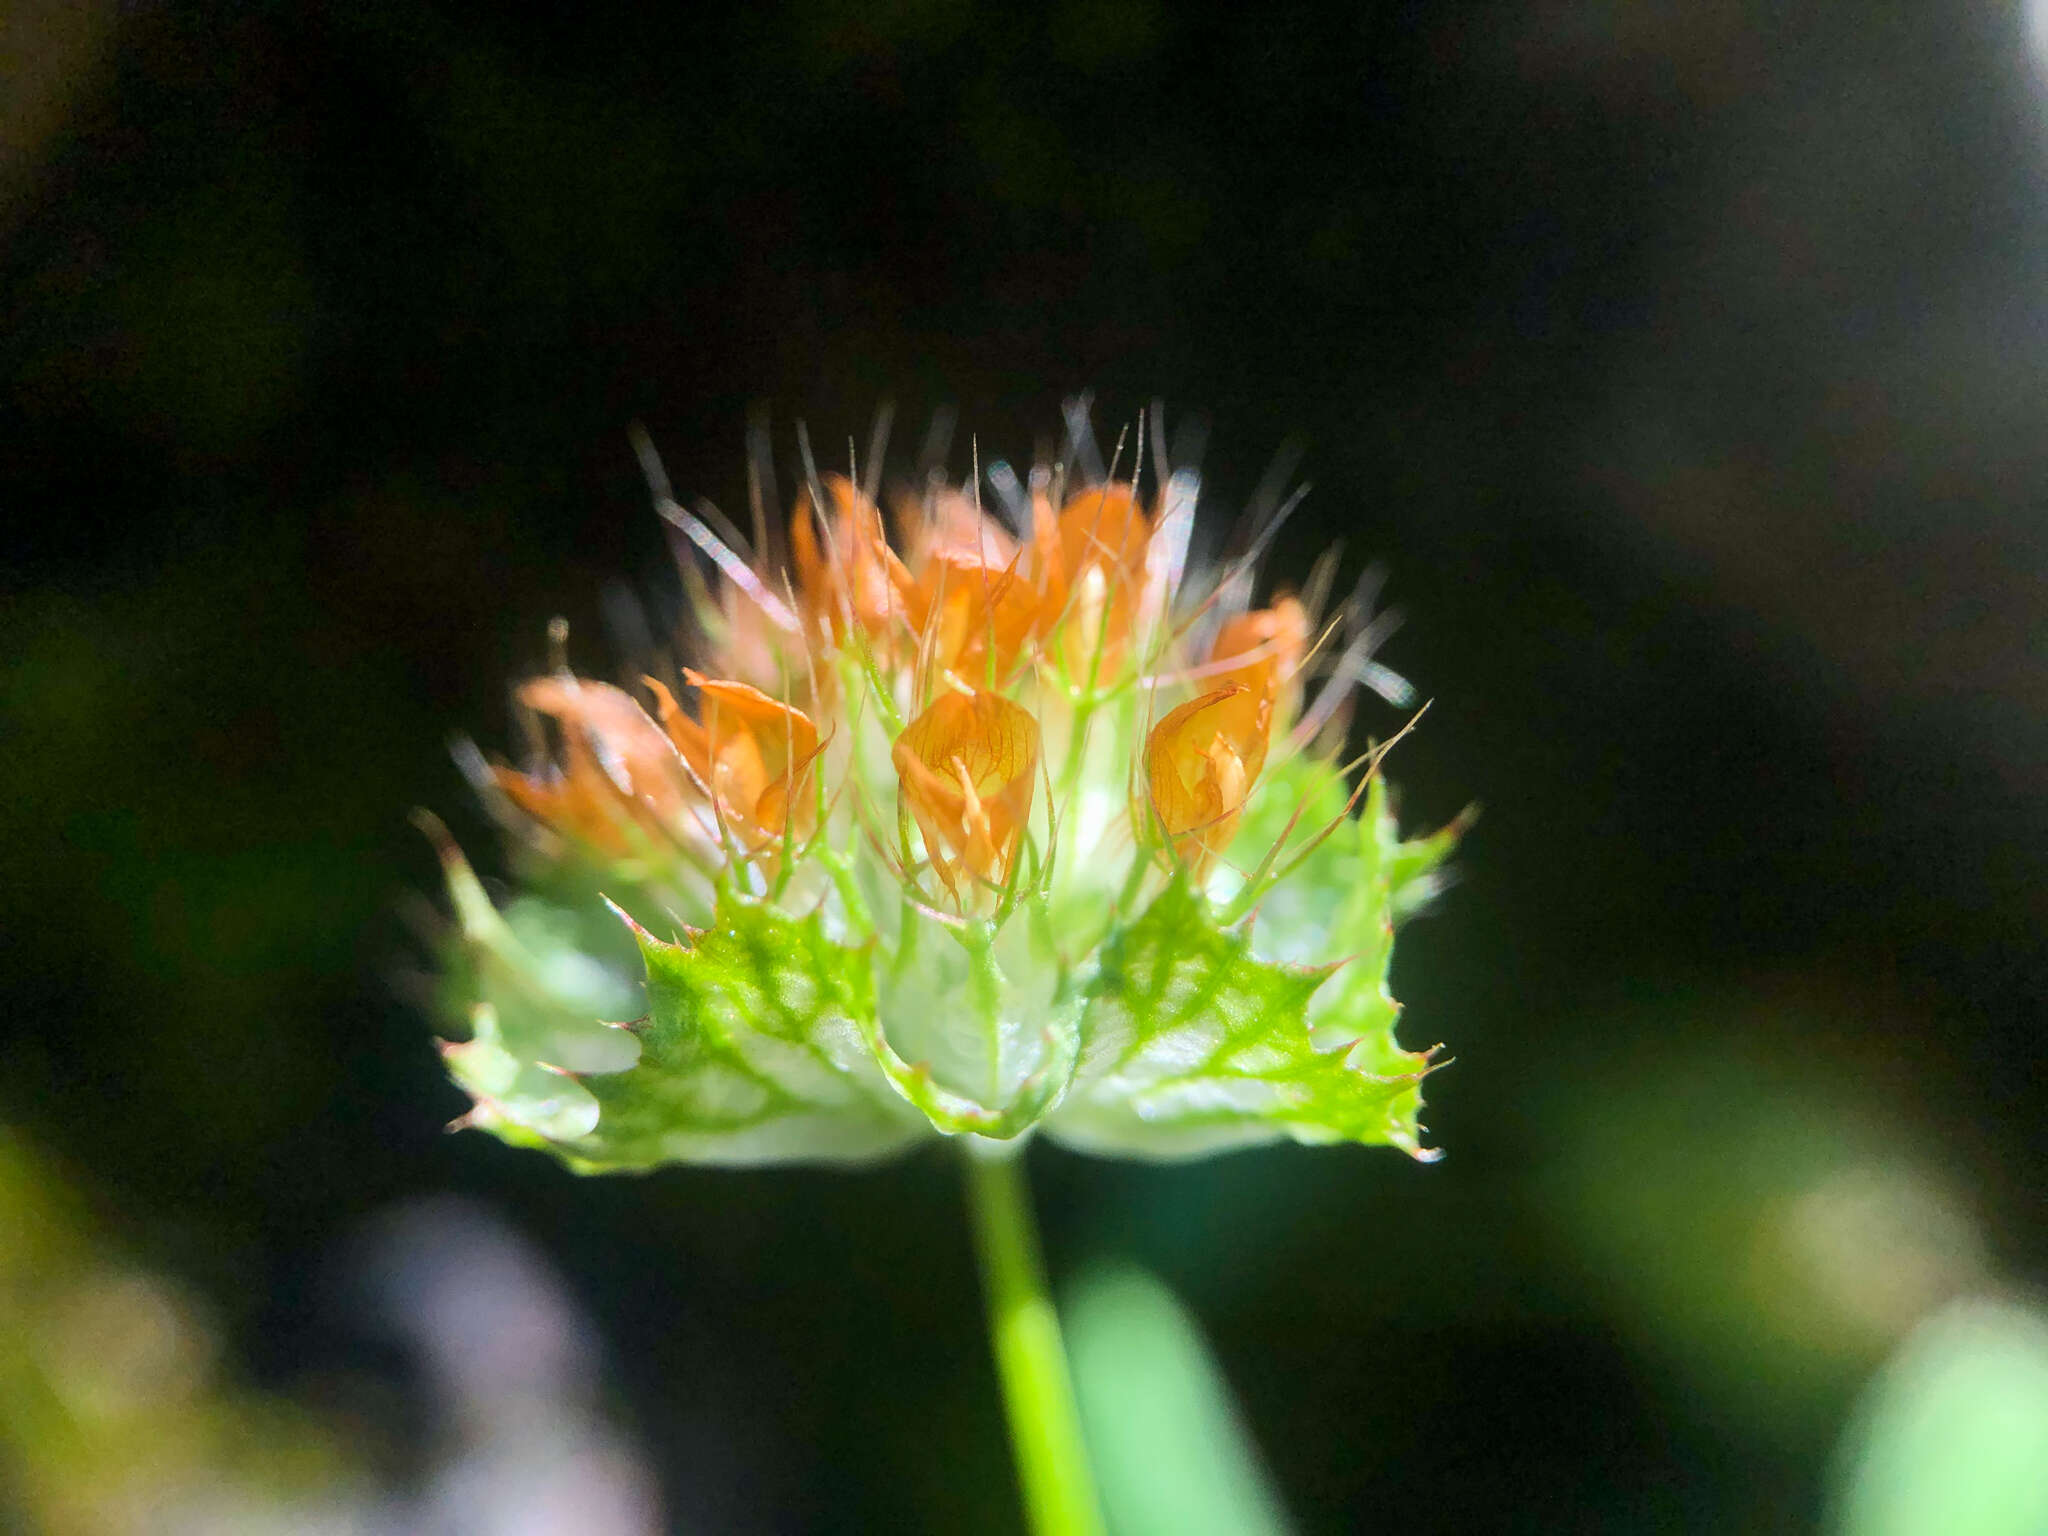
[
  {"left": 1055, "top": 483, "right": 1150, "bottom": 583},
  {"left": 492, "top": 762, "right": 632, "bottom": 852},
  {"left": 493, "top": 678, "right": 691, "bottom": 851},
  {"left": 891, "top": 688, "right": 1040, "bottom": 893},
  {"left": 1145, "top": 684, "right": 1262, "bottom": 875},
  {"left": 646, "top": 672, "right": 821, "bottom": 856},
  {"left": 902, "top": 550, "right": 1041, "bottom": 682},
  {"left": 1038, "top": 482, "right": 1154, "bottom": 676},
  {"left": 790, "top": 475, "right": 897, "bottom": 643},
  {"left": 1212, "top": 596, "right": 1308, "bottom": 713},
  {"left": 899, "top": 485, "right": 1017, "bottom": 568},
  {"left": 1199, "top": 594, "right": 1307, "bottom": 787}
]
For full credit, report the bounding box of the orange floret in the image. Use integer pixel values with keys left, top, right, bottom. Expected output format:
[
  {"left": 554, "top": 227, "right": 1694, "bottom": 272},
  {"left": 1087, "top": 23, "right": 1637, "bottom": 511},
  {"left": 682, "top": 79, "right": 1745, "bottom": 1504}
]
[
  {"left": 492, "top": 677, "right": 693, "bottom": 853},
  {"left": 1143, "top": 597, "right": 1308, "bottom": 875},
  {"left": 892, "top": 686, "right": 1040, "bottom": 895},
  {"left": 898, "top": 549, "right": 1042, "bottom": 685},
  {"left": 1205, "top": 594, "right": 1310, "bottom": 761},
  {"left": 789, "top": 474, "right": 900, "bottom": 644},
  {"left": 645, "top": 670, "right": 822, "bottom": 858},
  {"left": 1144, "top": 684, "right": 1263, "bottom": 877},
  {"left": 1036, "top": 482, "right": 1153, "bottom": 678},
  {"left": 898, "top": 483, "right": 1017, "bottom": 569}
]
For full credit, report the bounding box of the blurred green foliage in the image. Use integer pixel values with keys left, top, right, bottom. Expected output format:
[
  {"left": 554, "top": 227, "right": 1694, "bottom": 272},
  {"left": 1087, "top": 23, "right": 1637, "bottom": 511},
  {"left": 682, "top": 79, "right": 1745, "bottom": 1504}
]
[
  {"left": 1831, "top": 1299, "right": 2048, "bottom": 1536},
  {"left": 1068, "top": 1265, "right": 1291, "bottom": 1536},
  {"left": 0, "top": 1129, "right": 355, "bottom": 1534},
  {"left": 1540, "top": 1020, "right": 1987, "bottom": 1435}
]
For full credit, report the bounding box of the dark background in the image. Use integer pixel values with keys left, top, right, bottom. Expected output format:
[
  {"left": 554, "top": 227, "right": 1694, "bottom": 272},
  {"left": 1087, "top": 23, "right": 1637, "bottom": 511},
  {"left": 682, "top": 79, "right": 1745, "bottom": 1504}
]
[{"left": 4, "top": 2, "right": 2044, "bottom": 1531}]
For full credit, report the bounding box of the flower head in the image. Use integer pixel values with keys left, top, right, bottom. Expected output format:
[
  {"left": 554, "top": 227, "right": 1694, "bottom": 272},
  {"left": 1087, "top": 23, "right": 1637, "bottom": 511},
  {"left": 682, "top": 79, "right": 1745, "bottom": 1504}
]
[{"left": 430, "top": 413, "right": 1464, "bottom": 1168}]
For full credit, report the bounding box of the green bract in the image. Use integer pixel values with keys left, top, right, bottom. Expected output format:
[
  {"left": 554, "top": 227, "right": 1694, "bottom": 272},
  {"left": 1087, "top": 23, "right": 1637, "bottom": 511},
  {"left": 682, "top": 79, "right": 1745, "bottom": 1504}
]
[{"left": 432, "top": 767, "right": 1456, "bottom": 1167}]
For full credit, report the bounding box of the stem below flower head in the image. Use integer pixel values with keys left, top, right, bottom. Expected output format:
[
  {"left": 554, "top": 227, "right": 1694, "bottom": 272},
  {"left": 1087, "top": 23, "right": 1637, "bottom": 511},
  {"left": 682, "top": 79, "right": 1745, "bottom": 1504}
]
[{"left": 962, "top": 1144, "right": 1105, "bottom": 1536}]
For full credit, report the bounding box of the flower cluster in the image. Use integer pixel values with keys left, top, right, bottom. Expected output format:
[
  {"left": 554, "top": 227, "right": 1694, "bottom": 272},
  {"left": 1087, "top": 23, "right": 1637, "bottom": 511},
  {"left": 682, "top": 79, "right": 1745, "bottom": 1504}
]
[{"left": 429, "top": 426, "right": 1463, "bottom": 1168}]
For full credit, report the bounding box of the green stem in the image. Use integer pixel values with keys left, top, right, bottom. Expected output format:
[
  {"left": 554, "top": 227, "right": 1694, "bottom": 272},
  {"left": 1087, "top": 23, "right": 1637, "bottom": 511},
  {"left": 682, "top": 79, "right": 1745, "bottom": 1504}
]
[{"left": 963, "top": 1146, "right": 1106, "bottom": 1536}]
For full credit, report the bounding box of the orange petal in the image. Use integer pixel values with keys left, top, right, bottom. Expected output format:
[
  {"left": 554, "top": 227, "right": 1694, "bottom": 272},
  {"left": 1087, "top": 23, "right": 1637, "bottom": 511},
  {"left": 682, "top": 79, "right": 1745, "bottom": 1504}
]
[
  {"left": 899, "top": 485, "right": 1017, "bottom": 569},
  {"left": 1199, "top": 594, "right": 1307, "bottom": 786},
  {"left": 790, "top": 475, "right": 898, "bottom": 643},
  {"left": 646, "top": 672, "right": 821, "bottom": 855},
  {"left": 1145, "top": 684, "right": 1263, "bottom": 875},
  {"left": 1039, "top": 482, "right": 1153, "bottom": 676},
  {"left": 891, "top": 688, "right": 1040, "bottom": 892},
  {"left": 904, "top": 550, "right": 1041, "bottom": 682},
  {"left": 1056, "top": 483, "right": 1150, "bottom": 583},
  {"left": 494, "top": 678, "right": 691, "bottom": 850},
  {"left": 1212, "top": 596, "right": 1309, "bottom": 716},
  {"left": 492, "top": 762, "right": 629, "bottom": 851}
]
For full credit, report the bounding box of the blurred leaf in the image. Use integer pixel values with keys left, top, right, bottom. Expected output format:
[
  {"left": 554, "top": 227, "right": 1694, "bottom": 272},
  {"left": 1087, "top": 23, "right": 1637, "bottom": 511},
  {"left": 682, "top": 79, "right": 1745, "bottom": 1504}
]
[
  {"left": 1067, "top": 1265, "right": 1291, "bottom": 1536},
  {"left": 1831, "top": 1298, "right": 2048, "bottom": 1536},
  {"left": 0, "top": 1128, "right": 354, "bottom": 1534},
  {"left": 1539, "top": 1030, "right": 1987, "bottom": 1439}
]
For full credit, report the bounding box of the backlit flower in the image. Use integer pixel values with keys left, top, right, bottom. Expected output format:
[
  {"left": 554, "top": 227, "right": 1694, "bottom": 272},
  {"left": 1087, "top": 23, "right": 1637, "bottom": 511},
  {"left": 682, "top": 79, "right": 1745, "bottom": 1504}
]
[
  {"left": 891, "top": 685, "right": 1040, "bottom": 896},
  {"left": 432, "top": 414, "right": 1458, "bottom": 1173},
  {"left": 790, "top": 474, "right": 899, "bottom": 645},
  {"left": 1144, "top": 685, "right": 1261, "bottom": 875},
  {"left": 899, "top": 550, "right": 1042, "bottom": 685},
  {"left": 1140, "top": 598, "right": 1309, "bottom": 875},
  {"left": 491, "top": 677, "right": 692, "bottom": 853},
  {"left": 900, "top": 483, "right": 1017, "bottom": 568},
  {"left": 426, "top": 417, "right": 1466, "bottom": 1536},
  {"left": 1210, "top": 595, "right": 1309, "bottom": 730},
  {"left": 1038, "top": 483, "right": 1152, "bottom": 677},
  {"left": 644, "top": 670, "right": 821, "bottom": 859}
]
